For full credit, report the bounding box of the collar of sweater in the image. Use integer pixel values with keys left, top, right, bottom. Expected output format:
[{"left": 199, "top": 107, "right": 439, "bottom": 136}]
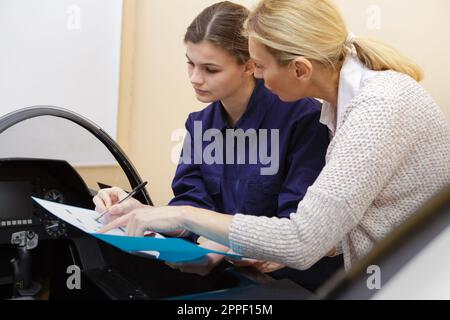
[{"left": 320, "top": 54, "right": 378, "bottom": 136}]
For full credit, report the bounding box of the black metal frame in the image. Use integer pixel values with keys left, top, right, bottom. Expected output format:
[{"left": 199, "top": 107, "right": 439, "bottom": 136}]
[{"left": 0, "top": 106, "right": 153, "bottom": 205}]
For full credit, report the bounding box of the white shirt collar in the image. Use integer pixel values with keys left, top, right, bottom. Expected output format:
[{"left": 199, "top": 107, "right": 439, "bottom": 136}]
[{"left": 319, "top": 54, "right": 378, "bottom": 136}]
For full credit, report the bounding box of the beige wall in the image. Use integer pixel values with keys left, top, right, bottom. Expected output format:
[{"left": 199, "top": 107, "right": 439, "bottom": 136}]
[
  {"left": 76, "top": 165, "right": 130, "bottom": 191},
  {"left": 116, "top": 0, "right": 450, "bottom": 205}
]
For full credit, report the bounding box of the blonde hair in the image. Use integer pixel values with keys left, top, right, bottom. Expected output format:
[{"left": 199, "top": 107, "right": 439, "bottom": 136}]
[{"left": 245, "top": 0, "right": 423, "bottom": 81}]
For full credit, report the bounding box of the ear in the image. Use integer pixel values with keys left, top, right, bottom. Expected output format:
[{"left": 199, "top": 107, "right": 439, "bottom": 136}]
[
  {"left": 292, "top": 57, "right": 313, "bottom": 80},
  {"left": 243, "top": 59, "right": 256, "bottom": 76}
]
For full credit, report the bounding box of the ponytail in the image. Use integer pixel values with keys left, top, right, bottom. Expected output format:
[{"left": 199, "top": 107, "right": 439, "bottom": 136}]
[{"left": 353, "top": 37, "right": 423, "bottom": 81}]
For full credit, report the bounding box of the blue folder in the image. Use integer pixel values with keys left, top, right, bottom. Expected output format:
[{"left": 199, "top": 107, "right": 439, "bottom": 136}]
[{"left": 92, "top": 233, "right": 242, "bottom": 263}]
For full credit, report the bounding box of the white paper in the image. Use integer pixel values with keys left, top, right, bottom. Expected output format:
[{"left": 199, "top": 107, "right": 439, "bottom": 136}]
[{"left": 32, "top": 197, "right": 163, "bottom": 258}]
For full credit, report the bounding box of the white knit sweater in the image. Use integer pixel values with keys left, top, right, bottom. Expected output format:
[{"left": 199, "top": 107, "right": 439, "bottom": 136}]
[{"left": 229, "top": 70, "right": 450, "bottom": 271}]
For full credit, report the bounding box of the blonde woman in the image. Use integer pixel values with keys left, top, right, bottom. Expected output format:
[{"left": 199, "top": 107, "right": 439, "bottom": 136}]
[{"left": 100, "top": 0, "right": 450, "bottom": 273}]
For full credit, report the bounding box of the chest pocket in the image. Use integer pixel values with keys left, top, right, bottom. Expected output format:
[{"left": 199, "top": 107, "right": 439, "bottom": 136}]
[
  {"left": 243, "top": 178, "right": 281, "bottom": 216},
  {"left": 203, "top": 175, "right": 223, "bottom": 210}
]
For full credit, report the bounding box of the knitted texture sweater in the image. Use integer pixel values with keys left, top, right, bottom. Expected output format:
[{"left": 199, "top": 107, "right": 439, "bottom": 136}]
[{"left": 229, "top": 71, "right": 450, "bottom": 270}]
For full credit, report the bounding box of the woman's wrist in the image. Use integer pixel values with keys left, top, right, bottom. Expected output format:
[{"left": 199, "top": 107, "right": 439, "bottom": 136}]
[
  {"left": 179, "top": 205, "right": 195, "bottom": 231},
  {"left": 177, "top": 205, "right": 232, "bottom": 247}
]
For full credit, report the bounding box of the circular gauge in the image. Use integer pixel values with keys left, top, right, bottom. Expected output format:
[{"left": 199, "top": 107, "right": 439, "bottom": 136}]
[
  {"left": 42, "top": 189, "right": 66, "bottom": 237},
  {"left": 43, "top": 217, "right": 67, "bottom": 238},
  {"left": 44, "top": 189, "right": 65, "bottom": 203}
]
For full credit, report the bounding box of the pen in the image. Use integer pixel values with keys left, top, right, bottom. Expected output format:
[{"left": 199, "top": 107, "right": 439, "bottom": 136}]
[{"left": 95, "top": 181, "right": 148, "bottom": 223}]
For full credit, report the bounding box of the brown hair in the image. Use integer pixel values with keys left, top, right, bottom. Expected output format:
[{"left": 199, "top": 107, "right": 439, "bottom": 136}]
[{"left": 184, "top": 1, "right": 250, "bottom": 65}]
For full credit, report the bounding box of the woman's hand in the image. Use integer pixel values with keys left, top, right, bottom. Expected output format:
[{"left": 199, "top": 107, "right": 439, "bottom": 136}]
[
  {"left": 99, "top": 205, "right": 232, "bottom": 248},
  {"left": 165, "top": 238, "right": 229, "bottom": 276},
  {"left": 98, "top": 205, "right": 187, "bottom": 236},
  {"left": 93, "top": 187, "right": 145, "bottom": 222},
  {"left": 226, "top": 256, "right": 285, "bottom": 273},
  {"left": 166, "top": 254, "right": 224, "bottom": 276},
  {"left": 326, "top": 247, "right": 337, "bottom": 257}
]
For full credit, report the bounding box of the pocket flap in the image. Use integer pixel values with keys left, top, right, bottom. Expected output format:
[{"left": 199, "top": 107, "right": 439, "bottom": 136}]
[{"left": 203, "top": 175, "right": 221, "bottom": 195}]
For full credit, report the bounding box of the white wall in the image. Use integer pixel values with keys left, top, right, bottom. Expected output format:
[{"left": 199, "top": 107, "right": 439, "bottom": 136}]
[{"left": 0, "top": 0, "right": 123, "bottom": 165}]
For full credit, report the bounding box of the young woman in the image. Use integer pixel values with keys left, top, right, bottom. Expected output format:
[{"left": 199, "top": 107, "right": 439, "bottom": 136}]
[{"left": 94, "top": 1, "right": 338, "bottom": 289}]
